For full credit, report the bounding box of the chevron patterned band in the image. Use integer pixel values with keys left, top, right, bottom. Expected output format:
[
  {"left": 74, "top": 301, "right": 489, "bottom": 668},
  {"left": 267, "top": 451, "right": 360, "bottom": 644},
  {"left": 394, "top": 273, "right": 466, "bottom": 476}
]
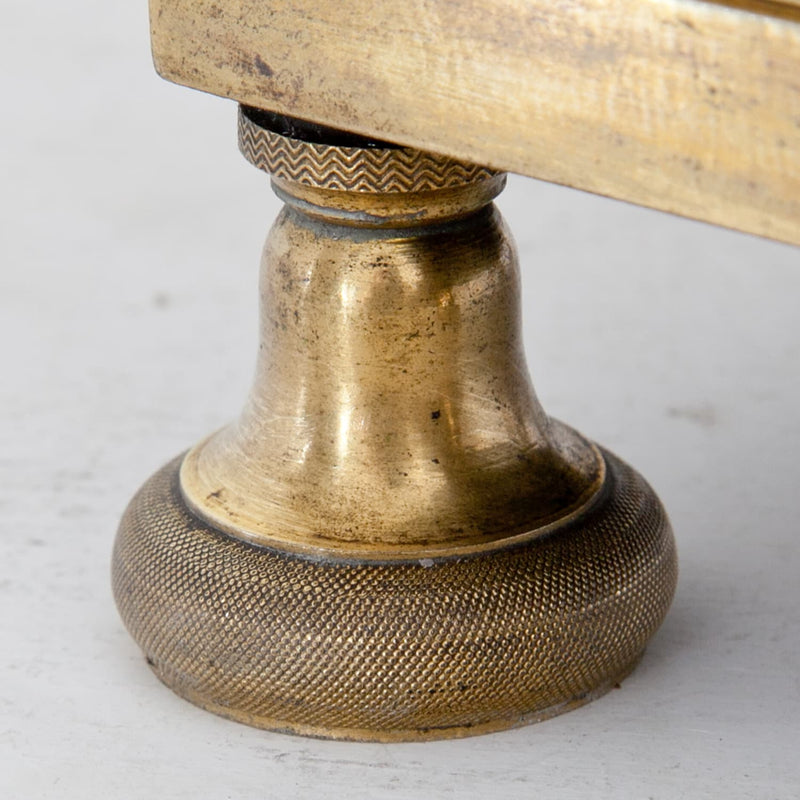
[{"left": 238, "top": 106, "right": 499, "bottom": 193}]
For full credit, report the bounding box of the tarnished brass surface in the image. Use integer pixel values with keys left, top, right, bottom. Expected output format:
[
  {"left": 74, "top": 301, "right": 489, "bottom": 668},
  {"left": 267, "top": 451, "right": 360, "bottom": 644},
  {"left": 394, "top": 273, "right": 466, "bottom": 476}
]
[
  {"left": 149, "top": 0, "right": 800, "bottom": 246},
  {"left": 114, "top": 451, "right": 676, "bottom": 742},
  {"left": 179, "top": 108, "right": 603, "bottom": 559},
  {"left": 112, "top": 110, "right": 678, "bottom": 739}
]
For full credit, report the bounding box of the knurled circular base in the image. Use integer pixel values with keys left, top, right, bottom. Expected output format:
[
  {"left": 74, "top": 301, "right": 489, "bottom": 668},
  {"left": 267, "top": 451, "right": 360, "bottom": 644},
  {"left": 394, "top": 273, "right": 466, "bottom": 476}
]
[{"left": 112, "top": 449, "right": 677, "bottom": 741}]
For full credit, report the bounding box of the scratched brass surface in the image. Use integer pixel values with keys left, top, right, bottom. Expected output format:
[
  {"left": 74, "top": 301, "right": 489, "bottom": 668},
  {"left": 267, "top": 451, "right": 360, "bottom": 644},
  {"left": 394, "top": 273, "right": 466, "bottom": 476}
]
[
  {"left": 179, "top": 108, "right": 604, "bottom": 558},
  {"left": 150, "top": 0, "right": 800, "bottom": 246},
  {"left": 112, "top": 111, "right": 677, "bottom": 738}
]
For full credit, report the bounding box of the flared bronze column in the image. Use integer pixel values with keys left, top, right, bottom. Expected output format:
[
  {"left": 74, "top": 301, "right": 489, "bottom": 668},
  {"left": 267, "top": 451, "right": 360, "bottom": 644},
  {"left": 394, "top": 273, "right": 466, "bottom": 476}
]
[{"left": 112, "top": 108, "right": 677, "bottom": 741}]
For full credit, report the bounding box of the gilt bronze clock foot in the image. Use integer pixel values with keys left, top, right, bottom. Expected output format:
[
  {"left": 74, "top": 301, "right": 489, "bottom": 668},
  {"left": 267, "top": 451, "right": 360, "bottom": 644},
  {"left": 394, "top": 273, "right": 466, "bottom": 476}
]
[{"left": 112, "top": 107, "right": 677, "bottom": 741}]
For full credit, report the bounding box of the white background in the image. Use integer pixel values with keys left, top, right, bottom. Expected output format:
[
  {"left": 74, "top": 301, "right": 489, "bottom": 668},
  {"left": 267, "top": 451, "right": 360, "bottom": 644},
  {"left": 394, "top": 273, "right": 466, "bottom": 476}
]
[{"left": 2, "top": 1, "right": 799, "bottom": 797}]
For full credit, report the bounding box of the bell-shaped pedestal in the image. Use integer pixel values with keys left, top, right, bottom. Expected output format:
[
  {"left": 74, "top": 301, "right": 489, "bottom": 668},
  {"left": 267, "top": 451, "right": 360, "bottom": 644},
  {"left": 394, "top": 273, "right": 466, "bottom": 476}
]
[{"left": 112, "top": 108, "right": 677, "bottom": 741}]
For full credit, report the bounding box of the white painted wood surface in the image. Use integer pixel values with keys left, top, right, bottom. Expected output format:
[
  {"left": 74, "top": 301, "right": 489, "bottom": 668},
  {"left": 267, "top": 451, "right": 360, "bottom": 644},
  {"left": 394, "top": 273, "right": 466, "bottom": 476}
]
[{"left": 1, "top": 3, "right": 799, "bottom": 797}]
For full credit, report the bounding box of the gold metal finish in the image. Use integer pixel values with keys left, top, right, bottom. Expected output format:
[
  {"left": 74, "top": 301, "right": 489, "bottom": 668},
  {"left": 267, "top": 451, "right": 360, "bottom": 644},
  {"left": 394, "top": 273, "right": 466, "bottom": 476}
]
[
  {"left": 114, "top": 451, "right": 675, "bottom": 742},
  {"left": 179, "top": 107, "right": 603, "bottom": 559},
  {"left": 150, "top": 0, "right": 800, "bottom": 245},
  {"left": 238, "top": 111, "right": 499, "bottom": 193},
  {"left": 112, "top": 110, "right": 678, "bottom": 740}
]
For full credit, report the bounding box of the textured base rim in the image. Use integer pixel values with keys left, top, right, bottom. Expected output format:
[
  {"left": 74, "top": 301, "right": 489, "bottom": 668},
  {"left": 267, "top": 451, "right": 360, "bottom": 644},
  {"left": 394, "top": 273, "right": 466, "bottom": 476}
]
[
  {"left": 113, "top": 449, "right": 677, "bottom": 742},
  {"left": 148, "top": 652, "right": 644, "bottom": 742}
]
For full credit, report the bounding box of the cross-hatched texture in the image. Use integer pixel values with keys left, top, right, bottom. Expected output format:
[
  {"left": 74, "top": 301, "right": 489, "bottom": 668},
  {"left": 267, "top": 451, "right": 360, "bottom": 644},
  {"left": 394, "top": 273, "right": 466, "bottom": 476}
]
[
  {"left": 238, "top": 106, "right": 498, "bottom": 193},
  {"left": 112, "top": 450, "right": 676, "bottom": 741}
]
